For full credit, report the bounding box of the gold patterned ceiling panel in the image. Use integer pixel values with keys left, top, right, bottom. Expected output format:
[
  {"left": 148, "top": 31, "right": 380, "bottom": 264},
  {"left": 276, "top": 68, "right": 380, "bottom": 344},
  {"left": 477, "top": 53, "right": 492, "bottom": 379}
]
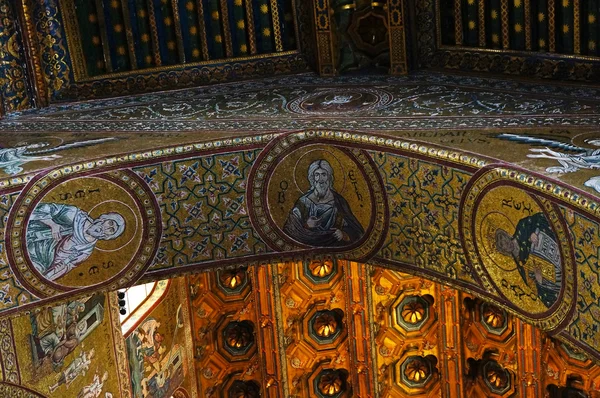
[{"left": 182, "top": 263, "right": 600, "bottom": 397}]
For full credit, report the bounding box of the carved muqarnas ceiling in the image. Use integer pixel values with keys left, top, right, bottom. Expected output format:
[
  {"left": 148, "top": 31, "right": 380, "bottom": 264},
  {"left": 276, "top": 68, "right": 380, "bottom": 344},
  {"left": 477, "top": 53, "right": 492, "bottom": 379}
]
[{"left": 188, "top": 261, "right": 600, "bottom": 397}]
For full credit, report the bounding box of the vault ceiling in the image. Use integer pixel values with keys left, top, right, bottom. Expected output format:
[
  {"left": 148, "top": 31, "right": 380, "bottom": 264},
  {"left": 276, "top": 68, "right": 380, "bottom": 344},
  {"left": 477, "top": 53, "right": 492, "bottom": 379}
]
[{"left": 2, "top": 1, "right": 600, "bottom": 396}]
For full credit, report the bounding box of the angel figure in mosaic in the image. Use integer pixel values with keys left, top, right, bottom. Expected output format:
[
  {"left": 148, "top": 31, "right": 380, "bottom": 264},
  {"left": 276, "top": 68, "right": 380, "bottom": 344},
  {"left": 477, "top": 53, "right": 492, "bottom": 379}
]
[
  {"left": 0, "top": 137, "right": 118, "bottom": 175},
  {"left": 49, "top": 348, "right": 95, "bottom": 393},
  {"left": 496, "top": 133, "right": 600, "bottom": 193},
  {"left": 77, "top": 371, "right": 109, "bottom": 398}
]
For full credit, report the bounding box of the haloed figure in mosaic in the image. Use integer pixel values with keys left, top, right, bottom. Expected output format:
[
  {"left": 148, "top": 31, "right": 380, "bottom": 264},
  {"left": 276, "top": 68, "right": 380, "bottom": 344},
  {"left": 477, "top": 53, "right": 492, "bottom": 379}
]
[
  {"left": 49, "top": 348, "right": 95, "bottom": 393},
  {"left": 26, "top": 203, "right": 125, "bottom": 281},
  {"left": 77, "top": 371, "right": 109, "bottom": 398},
  {"left": 494, "top": 212, "right": 562, "bottom": 308},
  {"left": 284, "top": 159, "right": 364, "bottom": 247}
]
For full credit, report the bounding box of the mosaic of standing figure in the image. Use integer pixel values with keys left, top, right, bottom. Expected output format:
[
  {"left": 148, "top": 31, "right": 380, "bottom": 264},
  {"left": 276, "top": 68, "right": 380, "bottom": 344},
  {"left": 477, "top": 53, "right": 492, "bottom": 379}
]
[
  {"left": 27, "top": 202, "right": 126, "bottom": 282},
  {"left": 0, "top": 138, "right": 118, "bottom": 176},
  {"left": 124, "top": 279, "right": 196, "bottom": 398},
  {"left": 9, "top": 292, "right": 129, "bottom": 397},
  {"left": 460, "top": 172, "right": 575, "bottom": 331}
]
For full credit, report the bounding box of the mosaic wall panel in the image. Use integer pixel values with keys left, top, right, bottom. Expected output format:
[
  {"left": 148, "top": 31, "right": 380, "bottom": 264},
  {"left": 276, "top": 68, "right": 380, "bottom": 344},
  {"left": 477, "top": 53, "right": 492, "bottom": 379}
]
[
  {"left": 375, "top": 152, "right": 474, "bottom": 284},
  {"left": 0, "top": 129, "right": 599, "bottom": 366},
  {"left": 9, "top": 293, "right": 131, "bottom": 397},
  {"left": 133, "top": 150, "right": 269, "bottom": 272},
  {"left": 124, "top": 278, "right": 197, "bottom": 398},
  {"left": 0, "top": 0, "right": 34, "bottom": 114}
]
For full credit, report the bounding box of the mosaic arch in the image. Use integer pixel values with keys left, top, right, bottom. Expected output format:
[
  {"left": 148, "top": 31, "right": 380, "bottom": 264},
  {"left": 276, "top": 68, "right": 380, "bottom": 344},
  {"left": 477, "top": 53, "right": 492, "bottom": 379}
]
[{"left": 0, "top": 130, "right": 600, "bottom": 362}]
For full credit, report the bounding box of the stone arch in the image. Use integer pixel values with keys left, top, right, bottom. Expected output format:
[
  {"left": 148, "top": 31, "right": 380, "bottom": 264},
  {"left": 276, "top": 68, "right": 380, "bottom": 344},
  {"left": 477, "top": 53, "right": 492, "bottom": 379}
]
[{"left": 1, "top": 130, "right": 598, "bottom": 361}]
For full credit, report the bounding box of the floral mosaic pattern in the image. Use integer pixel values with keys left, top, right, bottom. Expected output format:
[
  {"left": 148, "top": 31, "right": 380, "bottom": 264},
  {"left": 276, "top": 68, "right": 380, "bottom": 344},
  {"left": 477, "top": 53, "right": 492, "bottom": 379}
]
[
  {"left": 3, "top": 72, "right": 600, "bottom": 132},
  {"left": 375, "top": 151, "right": 474, "bottom": 284},
  {"left": 134, "top": 151, "right": 269, "bottom": 271}
]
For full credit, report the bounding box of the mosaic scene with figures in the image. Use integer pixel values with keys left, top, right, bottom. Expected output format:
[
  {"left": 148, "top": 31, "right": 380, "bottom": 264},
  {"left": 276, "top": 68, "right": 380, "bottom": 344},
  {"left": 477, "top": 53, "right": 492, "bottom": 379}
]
[{"left": 2, "top": 0, "right": 600, "bottom": 396}]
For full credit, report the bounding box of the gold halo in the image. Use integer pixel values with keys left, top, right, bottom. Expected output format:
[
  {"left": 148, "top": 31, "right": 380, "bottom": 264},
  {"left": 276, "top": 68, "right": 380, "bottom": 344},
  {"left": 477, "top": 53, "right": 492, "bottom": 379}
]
[
  {"left": 477, "top": 211, "right": 518, "bottom": 272},
  {"left": 571, "top": 131, "right": 600, "bottom": 148},
  {"left": 293, "top": 148, "right": 346, "bottom": 194},
  {"left": 88, "top": 200, "right": 139, "bottom": 252}
]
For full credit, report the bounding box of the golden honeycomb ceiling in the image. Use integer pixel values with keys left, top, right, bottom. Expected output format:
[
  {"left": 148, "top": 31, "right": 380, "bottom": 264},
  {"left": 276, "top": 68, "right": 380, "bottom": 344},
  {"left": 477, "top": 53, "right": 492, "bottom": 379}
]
[{"left": 187, "top": 260, "right": 600, "bottom": 397}]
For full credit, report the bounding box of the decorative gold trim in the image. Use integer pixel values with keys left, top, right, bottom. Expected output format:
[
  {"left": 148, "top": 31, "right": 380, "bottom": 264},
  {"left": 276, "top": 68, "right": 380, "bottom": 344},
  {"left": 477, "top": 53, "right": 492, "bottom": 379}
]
[
  {"left": 436, "top": 43, "right": 600, "bottom": 61},
  {"left": 524, "top": 0, "right": 531, "bottom": 51},
  {"left": 371, "top": 2, "right": 385, "bottom": 7},
  {"left": 146, "top": 0, "right": 162, "bottom": 66},
  {"left": 478, "top": 0, "right": 486, "bottom": 47},
  {"left": 178, "top": 278, "right": 199, "bottom": 398},
  {"left": 244, "top": 0, "right": 257, "bottom": 54},
  {"left": 17, "top": 0, "right": 49, "bottom": 106},
  {"left": 219, "top": 0, "right": 234, "bottom": 57},
  {"left": 436, "top": 0, "right": 442, "bottom": 49},
  {"left": 58, "top": 0, "right": 88, "bottom": 79},
  {"left": 270, "top": 262, "right": 289, "bottom": 395},
  {"left": 95, "top": 0, "right": 114, "bottom": 72},
  {"left": 270, "top": 0, "right": 284, "bottom": 52},
  {"left": 108, "top": 293, "right": 133, "bottom": 398},
  {"left": 195, "top": 0, "right": 210, "bottom": 60},
  {"left": 366, "top": 263, "right": 378, "bottom": 396},
  {"left": 500, "top": 0, "right": 509, "bottom": 49},
  {"left": 290, "top": 0, "right": 300, "bottom": 52},
  {"left": 171, "top": 0, "right": 186, "bottom": 63},
  {"left": 454, "top": 0, "right": 463, "bottom": 45},
  {"left": 338, "top": 4, "right": 356, "bottom": 10},
  {"left": 121, "top": 0, "right": 138, "bottom": 69},
  {"left": 549, "top": 0, "right": 556, "bottom": 52},
  {"left": 74, "top": 50, "right": 299, "bottom": 81},
  {"left": 574, "top": 0, "right": 580, "bottom": 54}
]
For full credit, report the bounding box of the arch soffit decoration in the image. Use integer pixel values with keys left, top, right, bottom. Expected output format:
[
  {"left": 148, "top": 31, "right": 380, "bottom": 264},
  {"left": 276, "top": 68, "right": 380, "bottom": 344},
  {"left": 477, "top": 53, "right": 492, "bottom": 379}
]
[
  {"left": 0, "top": 130, "right": 598, "bottom": 361},
  {"left": 0, "top": 382, "right": 47, "bottom": 398}
]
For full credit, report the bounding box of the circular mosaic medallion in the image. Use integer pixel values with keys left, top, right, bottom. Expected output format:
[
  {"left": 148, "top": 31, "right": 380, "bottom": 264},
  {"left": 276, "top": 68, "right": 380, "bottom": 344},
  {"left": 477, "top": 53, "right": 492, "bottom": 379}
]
[
  {"left": 287, "top": 88, "right": 393, "bottom": 115},
  {"left": 248, "top": 132, "right": 387, "bottom": 260},
  {"left": 459, "top": 168, "right": 575, "bottom": 330},
  {"left": 7, "top": 169, "right": 161, "bottom": 297}
]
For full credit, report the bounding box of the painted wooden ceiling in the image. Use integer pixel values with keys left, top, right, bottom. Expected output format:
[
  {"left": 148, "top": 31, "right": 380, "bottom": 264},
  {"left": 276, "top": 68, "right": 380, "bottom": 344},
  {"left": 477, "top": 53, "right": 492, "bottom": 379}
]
[{"left": 2, "top": 0, "right": 600, "bottom": 397}]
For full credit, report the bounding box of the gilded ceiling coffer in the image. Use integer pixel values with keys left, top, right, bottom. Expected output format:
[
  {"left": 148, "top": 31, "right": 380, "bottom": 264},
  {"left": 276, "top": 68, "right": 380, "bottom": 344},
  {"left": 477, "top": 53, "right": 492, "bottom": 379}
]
[{"left": 313, "top": 0, "right": 408, "bottom": 75}]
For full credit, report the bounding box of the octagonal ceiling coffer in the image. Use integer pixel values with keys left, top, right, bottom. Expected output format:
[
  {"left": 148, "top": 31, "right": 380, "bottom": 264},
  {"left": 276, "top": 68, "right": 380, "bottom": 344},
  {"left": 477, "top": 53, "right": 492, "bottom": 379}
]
[
  {"left": 400, "top": 356, "right": 436, "bottom": 388},
  {"left": 228, "top": 380, "right": 261, "bottom": 398},
  {"left": 395, "top": 295, "right": 431, "bottom": 331},
  {"left": 217, "top": 268, "right": 249, "bottom": 294},
  {"left": 480, "top": 302, "right": 508, "bottom": 334},
  {"left": 223, "top": 320, "right": 255, "bottom": 355},
  {"left": 309, "top": 309, "right": 344, "bottom": 344},
  {"left": 313, "top": 369, "right": 349, "bottom": 398},
  {"left": 304, "top": 257, "right": 338, "bottom": 283}
]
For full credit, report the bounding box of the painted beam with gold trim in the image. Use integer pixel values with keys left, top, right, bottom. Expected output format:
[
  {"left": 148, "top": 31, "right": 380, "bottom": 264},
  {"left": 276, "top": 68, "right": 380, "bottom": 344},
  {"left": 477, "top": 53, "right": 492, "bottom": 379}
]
[{"left": 388, "top": 0, "right": 408, "bottom": 75}]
